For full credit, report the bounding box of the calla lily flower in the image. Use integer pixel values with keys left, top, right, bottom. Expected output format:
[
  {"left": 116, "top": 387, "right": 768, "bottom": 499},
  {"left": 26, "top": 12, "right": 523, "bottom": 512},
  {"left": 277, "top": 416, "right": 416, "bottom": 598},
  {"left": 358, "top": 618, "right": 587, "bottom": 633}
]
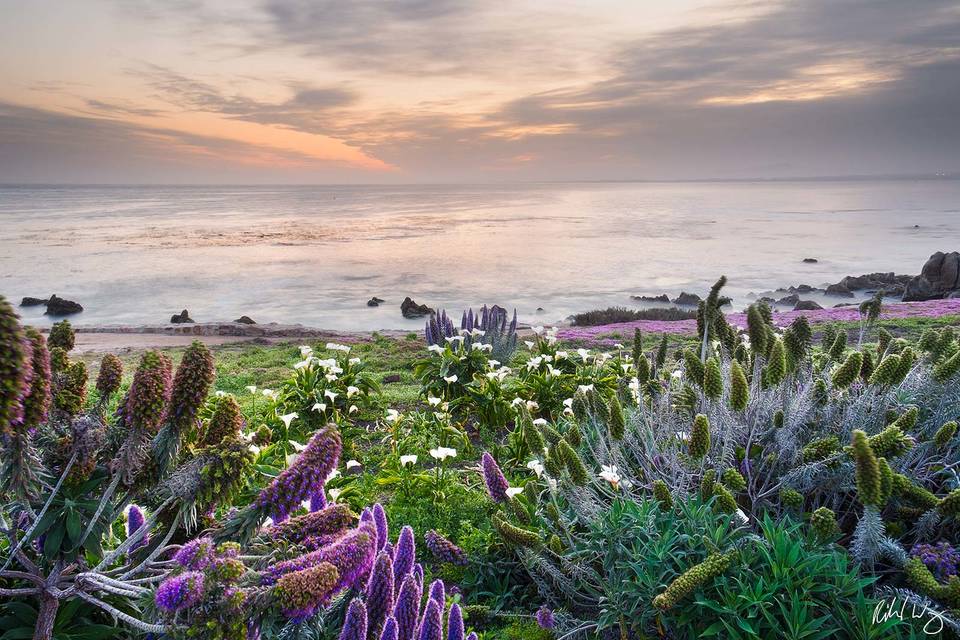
[
  {"left": 280, "top": 412, "right": 298, "bottom": 428},
  {"left": 400, "top": 454, "right": 418, "bottom": 466},
  {"left": 347, "top": 385, "right": 360, "bottom": 397},
  {"left": 245, "top": 385, "right": 258, "bottom": 394},
  {"left": 429, "top": 446, "right": 457, "bottom": 460},
  {"left": 312, "top": 402, "right": 327, "bottom": 413},
  {"left": 443, "top": 374, "right": 458, "bottom": 383},
  {"left": 506, "top": 487, "right": 523, "bottom": 498}
]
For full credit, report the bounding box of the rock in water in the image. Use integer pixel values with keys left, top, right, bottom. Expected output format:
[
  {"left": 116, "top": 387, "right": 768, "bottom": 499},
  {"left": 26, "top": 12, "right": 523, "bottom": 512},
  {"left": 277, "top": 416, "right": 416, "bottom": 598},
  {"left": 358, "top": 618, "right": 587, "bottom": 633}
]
[
  {"left": 824, "top": 283, "right": 854, "bottom": 298},
  {"left": 904, "top": 251, "right": 960, "bottom": 301},
  {"left": 367, "top": 297, "right": 385, "bottom": 307},
  {"left": 400, "top": 296, "right": 433, "bottom": 318},
  {"left": 233, "top": 315, "right": 256, "bottom": 324},
  {"left": 44, "top": 295, "right": 83, "bottom": 315},
  {"left": 20, "top": 297, "right": 49, "bottom": 307},
  {"left": 793, "top": 300, "right": 823, "bottom": 311},
  {"left": 672, "top": 292, "right": 702, "bottom": 306},
  {"left": 776, "top": 294, "right": 800, "bottom": 306},
  {"left": 170, "top": 309, "right": 194, "bottom": 324},
  {"left": 802, "top": 258, "right": 819, "bottom": 263}
]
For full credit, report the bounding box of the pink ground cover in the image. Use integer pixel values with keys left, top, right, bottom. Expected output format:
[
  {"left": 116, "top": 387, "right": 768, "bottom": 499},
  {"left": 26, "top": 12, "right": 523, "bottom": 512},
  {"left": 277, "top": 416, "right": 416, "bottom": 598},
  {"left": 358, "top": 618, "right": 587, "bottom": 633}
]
[{"left": 557, "top": 298, "right": 960, "bottom": 345}]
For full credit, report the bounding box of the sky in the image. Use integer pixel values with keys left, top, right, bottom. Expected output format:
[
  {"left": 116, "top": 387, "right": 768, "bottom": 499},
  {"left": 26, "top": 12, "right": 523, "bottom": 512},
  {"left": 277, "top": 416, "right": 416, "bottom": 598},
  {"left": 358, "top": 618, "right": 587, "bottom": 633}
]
[{"left": 1, "top": 0, "right": 958, "bottom": 184}]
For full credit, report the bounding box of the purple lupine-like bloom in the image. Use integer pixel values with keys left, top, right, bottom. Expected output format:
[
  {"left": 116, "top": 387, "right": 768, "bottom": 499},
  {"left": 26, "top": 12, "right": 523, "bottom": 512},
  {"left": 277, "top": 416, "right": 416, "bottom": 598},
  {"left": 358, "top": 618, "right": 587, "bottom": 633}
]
[
  {"left": 393, "top": 526, "right": 416, "bottom": 583},
  {"left": 393, "top": 574, "right": 422, "bottom": 640},
  {"left": 127, "top": 505, "right": 148, "bottom": 553},
  {"left": 366, "top": 551, "right": 396, "bottom": 639},
  {"left": 155, "top": 571, "right": 205, "bottom": 612},
  {"left": 447, "top": 604, "right": 464, "bottom": 640},
  {"left": 412, "top": 564, "right": 424, "bottom": 595},
  {"left": 417, "top": 598, "right": 443, "bottom": 640},
  {"left": 427, "top": 579, "right": 445, "bottom": 608},
  {"left": 481, "top": 452, "right": 509, "bottom": 503},
  {"left": 380, "top": 617, "right": 399, "bottom": 640},
  {"left": 425, "top": 530, "right": 467, "bottom": 566},
  {"left": 384, "top": 541, "right": 394, "bottom": 559},
  {"left": 263, "top": 522, "right": 378, "bottom": 596},
  {"left": 373, "top": 503, "right": 389, "bottom": 551},
  {"left": 466, "top": 634, "right": 477, "bottom": 640},
  {"left": 255, "top": 426, "right": 342, "bottom": 523},
  {"left": 360, "top": 507, "right": 375, "bottom": 530},
  {"left": 535, "top": 606, "right": 555, "bottom": 630},
  {"left": 311, "top": 490, "right": 327, "bottom": 512},
  {"left": 339, "top": 599, "right": 368, "bottom": 640},
  {"left": 173, "top": 537, "right": 215, "bottom": 570},
  {"left": 911, "top": 542, "right": 960, "bottom": 581}
]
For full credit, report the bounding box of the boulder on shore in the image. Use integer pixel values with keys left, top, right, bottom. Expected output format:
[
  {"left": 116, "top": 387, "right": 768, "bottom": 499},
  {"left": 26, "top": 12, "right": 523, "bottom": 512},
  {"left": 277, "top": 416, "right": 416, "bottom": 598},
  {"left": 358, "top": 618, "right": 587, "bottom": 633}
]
[
  {"left": 401, "top": 297, "right": 433, "bottom": 318},
  {"left": 794, "top": 300, "right": 823, "bottom": 311},
  {"left": 233, "top": 315, "right": 256, "bottom": 324},
  {"left": 44, "top": 295, "right": 83, "bottom": 316},
  {"left": 170, "top": 309, "right": 194, "bottom": 324},
  {"left": 904, "top": 251, "right": 960, "bottom": 301},
  {"left": 21, "top": 297, "right": 49, "bottom": 307}
]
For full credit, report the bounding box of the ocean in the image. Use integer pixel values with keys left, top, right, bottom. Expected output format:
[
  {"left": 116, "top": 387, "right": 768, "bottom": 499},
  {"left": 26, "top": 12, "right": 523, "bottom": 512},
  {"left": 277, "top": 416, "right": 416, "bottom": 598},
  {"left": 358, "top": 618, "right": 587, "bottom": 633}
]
[{"left": 1, "top": 180, "right": 958, "bottom": 331}]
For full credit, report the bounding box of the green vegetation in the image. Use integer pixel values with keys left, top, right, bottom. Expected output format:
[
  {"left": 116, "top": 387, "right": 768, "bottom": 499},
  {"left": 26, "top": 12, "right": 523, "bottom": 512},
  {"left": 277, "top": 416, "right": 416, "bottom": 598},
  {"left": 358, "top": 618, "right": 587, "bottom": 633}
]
[{"left": 1, "top": 286, "right": 959, "bottom": 640}]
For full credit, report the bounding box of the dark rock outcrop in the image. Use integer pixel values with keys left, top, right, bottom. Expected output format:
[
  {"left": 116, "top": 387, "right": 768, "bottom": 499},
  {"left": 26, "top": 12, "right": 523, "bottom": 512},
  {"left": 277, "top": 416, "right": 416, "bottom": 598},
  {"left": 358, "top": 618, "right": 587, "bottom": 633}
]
[
  {"left": 802, "top": 258, "right": 818, "bottom": 263},
  {"left": 631, "top": 294, "right": 671, "bottom": 303},
  {"left": 401, "top": 297, "right": 433, "bottom": 318},
  {"left": 170, "top": 309, "right": 194, "bottom": 324},
  {"left": 794, "top": 300, "right": 823, "bottom": 311},
  {"left": 21, "top": 297, "right": 49, "bottom": 307},
  {"left": 904, "top": 251, "right": 960, "bottom": 301},
  {"left": 824, "top": 283, "right": 854, "bottom": 298},
  {"left": 367, "top": 297, "right": 385, "bottom": 307},
  {"left": 44, "top": 295, "right": 83, "bottom": 316},
  {"left": 775, "top": 294, "right": 800, "bottom": 306},
  {"left": 672, "top": 292, "right": 702, "bottom": 306},
  {"left": 233, "top": 315, "right": 256, "bottom": 324}
]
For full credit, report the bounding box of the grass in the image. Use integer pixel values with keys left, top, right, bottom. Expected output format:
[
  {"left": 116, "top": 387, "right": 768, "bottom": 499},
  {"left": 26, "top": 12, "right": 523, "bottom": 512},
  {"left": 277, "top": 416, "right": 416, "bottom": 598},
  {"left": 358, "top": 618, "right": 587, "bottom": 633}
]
[{"left": 570, "top": 306, "right": 697, "bottom": 326}]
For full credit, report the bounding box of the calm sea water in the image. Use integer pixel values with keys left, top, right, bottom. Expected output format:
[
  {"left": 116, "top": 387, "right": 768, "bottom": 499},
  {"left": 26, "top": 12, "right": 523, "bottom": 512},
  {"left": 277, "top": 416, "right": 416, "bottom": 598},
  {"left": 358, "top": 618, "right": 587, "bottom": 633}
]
[{"left": 1, "top": 181, "right": 958, "bottom": 330}]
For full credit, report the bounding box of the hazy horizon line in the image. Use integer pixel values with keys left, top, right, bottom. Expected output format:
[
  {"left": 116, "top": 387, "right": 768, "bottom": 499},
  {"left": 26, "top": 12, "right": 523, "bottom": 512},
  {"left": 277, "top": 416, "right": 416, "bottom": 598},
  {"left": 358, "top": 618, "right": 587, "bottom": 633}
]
[{"left": 1, "top": 172, "right": 958, "bottom": 189}]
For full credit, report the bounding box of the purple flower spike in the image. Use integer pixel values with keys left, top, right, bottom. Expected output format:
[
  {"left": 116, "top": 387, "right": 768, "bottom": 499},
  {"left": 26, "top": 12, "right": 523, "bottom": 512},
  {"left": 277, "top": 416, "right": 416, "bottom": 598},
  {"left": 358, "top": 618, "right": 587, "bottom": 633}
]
[
  {"left": 339, "top": 599, "right": 368, "bottom": 640},
  {"left": 393, "top": 574, "right": 422, "bottom": 640},
  {"left": 155, "top": 571, "right": 204, "bottom": 612},
  {"left": 380, "top": 617, "right": 399, "bottom": 640},
  {"left": 366, "top": 551, "right": 396, "bottom": 639},
  {"left": 262, "top": 522, "right": 377, "bottom": 596},
  {"left": 481, "top": 452, "right": 509, "bottom": 503},
  {"left": 393, "top": 526, "right": 416, "bottom": 582},
  {"left": 535, "top": 606, "right": 555, "bottom": 630},
  {"left": 127, "top": 504, "right": 148, "bottom": 553},
  {"left": 425, "top": 530, "right": 467, "bottom": 566},
  {"left": 427, "top": 579, "right": 445, "bottom": 607},
  {"left": 373, "top": 503, "right": 389, "bottom": 551},
  {"left": 361, "top": 508, "right": 375, "bottom": 528},
  {"left": 255, "top": 426, "right": 342, "bottom": 523},
  {"left": 311, "top": 490, "right": 327, "bottom": 512},
  {"left": 412, "top": 564, "right": 424, "bottom": 594},
  {"left": 173, "top": 537, "right": 215, "bottom": 570},
  {"left": 417, "top": 598, "right": 443, "bottom": 640},
  {"left": 447, "top": 604, "right": 464, "bottom": 640}
]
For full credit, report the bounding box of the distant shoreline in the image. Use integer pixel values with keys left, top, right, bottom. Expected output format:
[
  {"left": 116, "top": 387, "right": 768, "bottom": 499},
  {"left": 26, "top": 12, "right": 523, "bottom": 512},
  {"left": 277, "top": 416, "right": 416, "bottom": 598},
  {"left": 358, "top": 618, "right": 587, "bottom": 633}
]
[{"left": 43, "top": 297, "right": 960, "bottom": 353}]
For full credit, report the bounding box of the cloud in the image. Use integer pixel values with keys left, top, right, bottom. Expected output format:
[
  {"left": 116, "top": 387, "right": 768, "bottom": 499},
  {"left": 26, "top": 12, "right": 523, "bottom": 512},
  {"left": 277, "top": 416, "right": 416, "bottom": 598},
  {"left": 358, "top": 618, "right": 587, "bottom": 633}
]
[{"left": 0, "top": 102, "right": 387, "bottom": 183}]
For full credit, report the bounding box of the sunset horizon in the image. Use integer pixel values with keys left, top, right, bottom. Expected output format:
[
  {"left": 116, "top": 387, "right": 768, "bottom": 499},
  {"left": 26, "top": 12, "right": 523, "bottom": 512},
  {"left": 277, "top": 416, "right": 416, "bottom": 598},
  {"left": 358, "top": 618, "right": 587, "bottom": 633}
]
[{"left": 3, "top": 1, "right": 959, "bottom": 184}]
